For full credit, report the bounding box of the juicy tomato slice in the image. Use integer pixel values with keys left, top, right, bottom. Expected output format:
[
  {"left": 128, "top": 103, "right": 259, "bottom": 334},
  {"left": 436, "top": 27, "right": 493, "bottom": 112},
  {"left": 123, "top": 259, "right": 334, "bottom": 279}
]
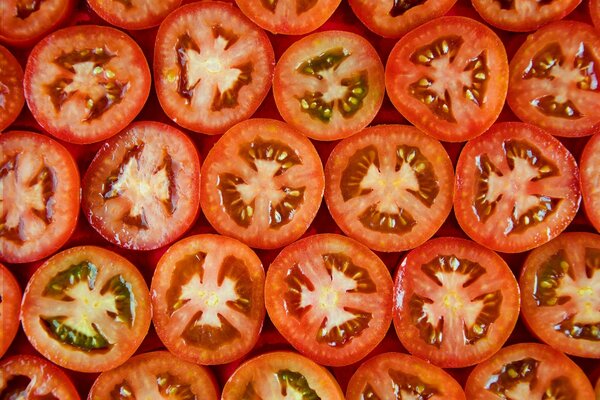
[
  {"left": 200, "top": 118, "right": 324, "bottom": 249},
  {"left": 465, "top": 343, "right": 595, "bottom": 399},
  {"left": 151, "top": 234, "right": 265, "bottom": 365},
  {"left": 454, "top": 122, "right": 580, "bottom": 253},
  {"left": 154, "top": 1, "right": 274, "bottom": 135},
  {"left": 273, "top": 31, "right": 385, "bottom": 141},
  {"left": 582, "top": 133, "right": 600, "bottom": 232},
  {"left": 0, "top": 131, "right": 79, "bottom": 264},
  {"left": 265, "top": 234, "right": 393, "bottom": 366},
  {"left": 222, "top": 351, "right": 344, "bottom": 400},
  {"left": 386, "top": 16, "right": 508, "bottom": 142},
  {"left": 393, "top": 237, "right": 520, "bottom": 368},
  {"left": 508, "top": 21, "right": 600, "bottom": 137},
  {"left": 0, "top": 46, "right": 24, "bottom": 132},
  {"left": 21, "top": 246, "right": 151, "bottom": 373},
  {"left": 0, "top": 263, "right": 21, "bottom": 357},
  {"left": 325, "top": 124, "right": 454, "bottom": 252},
  {"left": 82, "top": 121, "right": 200, "bottom": 251},
  {"left": 24, "top": 25, "right": 151, "bottom": 144},
  {"left": 88, "top": 0, "right": 182, "bottom": 30}
]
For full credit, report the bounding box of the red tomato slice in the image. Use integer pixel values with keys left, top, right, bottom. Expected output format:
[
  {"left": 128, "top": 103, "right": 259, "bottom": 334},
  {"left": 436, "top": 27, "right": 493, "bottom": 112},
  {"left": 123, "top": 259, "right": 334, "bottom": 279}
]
[
  {"left": 386, "top": 16, "right": 508, "bottom": 142},
  {"left": 200, "top": 119, "right": 324, "bottom": 249},
  {"left": 325, "top": 124, "right": 454, "bottom": 252},
  {"left": 0, "top": 263, "right": 21, "bottom": 358},
  {"left": 82, "top": 121, "right": 200, "bottom": 251},
  {"left": 454, "top": 122, "right": 580, "bottom": 253},
  {"left": 21, "top": 246, "right": 151, "bottom": 373},
  {"left": 88, "top": 0, "right": 182, "bottom": 30},
  {"left": 393, "top": 237, "right": 520, "bottom": 368},
  {"left": 465, "top": 343, "right": 595, "bottom": 399},
  {"left": 151, "top": 234, "right": 265, "bottom": 365},
  {"left": 265, "top": 234, "right": 393, "bottom": 366},
  {"left": 1, "top": 131, "right": 79, "bottom": 264},
  {"left": 593, "top": 0, "right": 600, "bottom": 29},
  {"left": 222, "top": 351, "right": 344, "bottom": 399},
  {"left": 582, "top": 133, "right": 600, "bottom": 232},
  {"left": 24, "top": 25, "right": 151, "bottom": 144},
  {"left": 273, "top": 31, "right": 385, "bottom": 141},
  {"left": 508, "top": 21, "right": 600, "bottom": 137},
  {"left": 154, "top": 1, "right": 274, "bottom": 135},
  {"left": 0, "top": 45, "right": 24, "bottom": 132}
]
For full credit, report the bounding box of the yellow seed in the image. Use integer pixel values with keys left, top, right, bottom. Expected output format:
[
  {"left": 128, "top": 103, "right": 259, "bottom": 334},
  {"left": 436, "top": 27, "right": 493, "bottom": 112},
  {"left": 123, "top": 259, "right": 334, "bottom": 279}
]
[
  {"left": 352, "top": 87, "right": 364, "bottom": 95},
  {"left": 301, "top": 99, "right": 309, "bottom": 109},
  {"left": 348, "top": 96, "right": 359, "bottom": 105},
  {"left": 539, "top": 165, "right": 551, "bottom": 173},
  {"left": 507, "top": 368, "right": 518, "bottom": 379},
  {"left": 475, "top": 72, "right": 486, "bottom": 80},
  {"left": 246, "top": 206, "right": 254, "bottom": 217},
  {"left": 418, "top": 55, "right": 430, "bottom": 64},
  {"left": 105, "top": 70, "right": 116, "bottom": 79}
]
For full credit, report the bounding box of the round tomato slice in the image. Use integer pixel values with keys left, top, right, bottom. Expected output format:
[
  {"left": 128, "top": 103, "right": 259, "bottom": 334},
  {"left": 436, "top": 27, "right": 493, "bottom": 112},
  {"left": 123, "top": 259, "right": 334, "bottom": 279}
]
[
  {"left": 465, "top": 343, "right": 595, "bottom": 399},
  {"left": 21, "top": 246, "right": 151, "bottom": 373},
  {"left": 151, "top": 234, "right": 265, "bottom": 365},
  {"left": 508, "top": 21, "right": 600, "bottom": 137},
  {"left": 386, "top": 16, "right": 508, "bottom": 142},
  {"left": 273, "top": 31, "right": 385, "bottom": 141},
  {"left": 265, "top": 234, "right": 393, "bottom": 366},
  {"left": 88, "top": 0, "right": 182, "bottom": 30},
  {"left": 1, "top": 131, "right": 79, "bottom": 264},
  {"left": 82, "top": 121, "right": 200, "bottom": 251},
  {"left": 0, "top": 45, "right": 24, "bottom": 132},
  {"left": 0, "top": 263, "right": 21, "bottom": 358},
  {"left": 393, "top": 237, "right": 520, "bottom": 368},
  {"left": 24, "top": 25, "right": 151, "bottom": 144},
  {"left": 582, "top": 133, "right": 600, "bottom": 232},
  {"left": 201, "top": 119, "right": 323, "bottom": 249},
  {"left": 222, "top": 351, "right": 344, "bottom": 400},
  {"left": 154, "top": 1, "right": 274, "bottom": 135},
  {"left": 454, "top": 122, "right": 580, "bottom": 253},
  {"left": 325, "top": 124, "right": 454, "bottom": 252}
]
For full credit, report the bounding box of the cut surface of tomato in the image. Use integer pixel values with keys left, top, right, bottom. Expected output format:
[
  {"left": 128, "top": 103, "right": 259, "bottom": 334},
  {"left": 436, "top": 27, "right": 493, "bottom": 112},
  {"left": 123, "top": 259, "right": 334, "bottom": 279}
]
[
  {"left": 24, "top": 25, "right": 151, "bottom": 144},
  {"left": 1, "top": 131, "right": 80, "bottom": 264},
  {"left": 454, "top": 122, "right": 580, "bottom": 253},
  {"left": 386, "top": 16, "right": 508, "bottom": 142},
  {"left": 273, "top": 30, "right": 385, "bottom": 141},
  {"left": 0, "top": 45, "right": 24, "bottom": 132},
  {"left": 21, "top": 246, "right": 151, "bottom": 373},
  {"left": 88, "top": 0, "right": 182, "bottom": 30},
  {"left": 508, "top": 21, "right": 600, "bottom": 137},
  {"left": 82, "top": 121, "right": 200, "bottom": 251},
  {"left": 581, "top": 133, "right": 600, "bottom": 232},
  {"left": 154, "top": 1, "right": 274, "bottom": 135},
  {"left": 325, "top": 124, "right": 454, "bottom": 252},
  {"left": 0, "top": 263, "right": 21, "bottom": 358}
]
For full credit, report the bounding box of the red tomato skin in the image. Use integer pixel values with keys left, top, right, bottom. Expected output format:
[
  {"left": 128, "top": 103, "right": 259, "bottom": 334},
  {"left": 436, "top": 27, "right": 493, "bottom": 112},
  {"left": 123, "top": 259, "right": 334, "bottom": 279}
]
[
  {"left": 88, "top": 0, "right": 183, "bottom": 30},
  {"left": 0, "top": 263, "right": 21, "bottom": 358},
  {"left": 581, "top": 133, "right": 600, "bottom": 232}
]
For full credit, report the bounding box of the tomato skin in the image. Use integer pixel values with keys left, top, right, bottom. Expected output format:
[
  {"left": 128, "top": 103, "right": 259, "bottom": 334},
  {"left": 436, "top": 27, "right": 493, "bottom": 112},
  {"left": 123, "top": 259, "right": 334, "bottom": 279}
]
[
  {"left": 0, "top": 45, "right": 24, "bottom": 132},
  {"left": 0, "top": 263, "right": 21, "bottom": 358},
  {"left": 88, "top": 0, "right": 182, "bottom": 30},
  {"left": 581, "top": 133, "right": 600, "bottom": 232}
]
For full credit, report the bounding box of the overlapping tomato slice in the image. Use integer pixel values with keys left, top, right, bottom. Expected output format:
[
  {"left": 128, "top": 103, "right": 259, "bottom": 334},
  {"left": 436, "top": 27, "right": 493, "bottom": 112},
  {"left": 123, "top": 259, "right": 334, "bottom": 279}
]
[
  {"left": 0, "top": 45, "right": 24, "bottom": 132},
  {"left": 88, "top": 0, "right": 182, "bottom": 30},
  {"left": 581, "top": 132, "right": 600, "bottom": 232},
  {"left": 0, "top": 263, "right": 21, "bottom": 357}
]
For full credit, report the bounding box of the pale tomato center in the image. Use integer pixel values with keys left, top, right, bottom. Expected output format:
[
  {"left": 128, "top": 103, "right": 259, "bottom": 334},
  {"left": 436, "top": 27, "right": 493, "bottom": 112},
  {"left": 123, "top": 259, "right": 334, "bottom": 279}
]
[
  {"left": 360, "top": 162, "right": 419, "bottom": 214},
  {"left": 555, "top": 274, "right": 600, "bottom": 325},
  {"left": 237, "top": 160, "right": 286, "bottom": 206},
  {"left": 429, "top": 57, "right": 473, "bottom": 98},
  {"left": 178, "top": 274, "right": 239, "bottom": 328}
]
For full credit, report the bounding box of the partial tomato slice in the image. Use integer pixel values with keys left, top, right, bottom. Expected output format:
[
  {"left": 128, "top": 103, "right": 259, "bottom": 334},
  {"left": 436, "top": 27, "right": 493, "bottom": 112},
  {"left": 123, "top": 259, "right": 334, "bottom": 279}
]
[
  {"left": 325, "top": 125, "right": 454, "bottom": 252},
  {"left": 222, "top": 351, "right": 344, "bottom": 400},
  {"left": 265, "top": 234, "right": 393, "bottom": 366},
  {"left": 465, "top": 343, "right": 595, "bottom": 399},
  {"left": 393, "top": 237, "right": 520, "bottom": 368},
  {"left": 386, "top": 16, "right": 508, "bottom": 142},
  {"left": 154, "top": 1, "right": 274, "bottom": 135},
  {"left": 201, "top": 119, "right": 323, "bottom": 249},
  {"left": 21, "top": 246, "right": 151, "bottom": 373},
  {"left": 82, "top": 121, "right": 200, "bottom": 251},
  {"left": 273, "top": 31, "right": 385, "bottom": 141},
  {"left": 88, "top": 0, "right": 182, "bottom": 30},
  {"left": 0, "top": 263, "right": 21, "bottom": 357},
  {"left": 24, "top": 25, "right": 151, "bottom": 144},
  {"left": 454, "top": 122, "right": 580, "bottom": 253},
  {"left": 1, "top": 131, "right": 79, "bottom": 264},
  {"left": 581, "top": 133, "right": 600, "bottom": 232},
  {"left": 508, "top": 21, "right": 600, "bottom": 137},
  {"left": 0, "top": 45, "right": 24, "bottom": 132}
]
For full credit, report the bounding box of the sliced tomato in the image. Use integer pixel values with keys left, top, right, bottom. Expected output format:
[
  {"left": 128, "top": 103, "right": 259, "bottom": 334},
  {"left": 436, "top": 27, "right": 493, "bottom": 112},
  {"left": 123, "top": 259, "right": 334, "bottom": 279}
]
[
  {"left": 325, "top": 124, "right": 454, "bottom": 252},
  {"left": 82, "top": 121, "right": 200, "bottom": 251},
  {"left": 582, "top": 133, "right": 600, "bottom": 232},
  {"left": 593, "top": 0, "right": 600, "bottom": 29},
  {"left": 24, "top": 25, "right": 151, "bottom": 144},
  {"left": 88, "top": 0, "right": 182, "bottom": 30},
  {"left": 201, "top": 118, "right": 323, "bottom": 249},
  {"left": 0, "top": 45, "right": 24, "bottom": 132},
  {"left": 21, "top": 246, "right": 151, "bottom": 373},
  {"left": 222, "top": 351, "right": 344, "bottom": 399},
  {"left": 508, "top": 21, "right": 600, "bottom": 137},
  {"left": 273, "top": 30, "right": 385, "bottom": 141},
  {"left": 0, "top": 263, "right": 21, "bottom": 357},
  {"left": 386, "top": 16, "right": 508, "bottom": 142},
  {"left": 454, "top": 122, "right": 580, "bottom": 253},
  {"left": 1, "top": 131, "right": 79, "bottom": 264},
  {"left": 154, "top": 1, "right": 274, "bottom": 135},
  {"left": 465, "top": 343, "right": 595, "bottom": 399}
]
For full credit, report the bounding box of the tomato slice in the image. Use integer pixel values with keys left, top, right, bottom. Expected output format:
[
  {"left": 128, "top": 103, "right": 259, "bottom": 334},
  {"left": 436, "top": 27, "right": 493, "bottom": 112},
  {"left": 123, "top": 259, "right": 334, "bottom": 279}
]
[
  {"left": 24, "top": 25, "right": 151, "bottom": 144},
  {"left": 21, "top": 246, "right": 151, "bottom": 373},
  {"left": 200, "top": 118, "right": 324, "bottom": 249},
  {"left": 222, "top": 351, "right": 344, "bottom": 399},
  {"left": 325, "top": 124, "right": 454, "bottom": 252},
  {"left": 386, "top": 16, "right": 508, "bottom": 142},
  {"left": 454, "top": 122, "right": 580, "bottom": 253},
  {"left": 151, "top": 234, "right": 265, "bottom": 365},
  {"left": 465, "top": 343, "right": 595, "bottom": 399},
  {"left": 508, "top": 21, "right": 600, "bottom": 137},
  {"left": 154, "top": 1, "right": 274, "bottom": 135},
  {"left": 582, "top": 133, "right": 600, "bottom": 232},
  {"left": 0, "top": 45, "right": 24, "bottom": 132},
  {"left": 273, "top": 31, "right": 385, "bottom": 141},
  {"left": 0, "top": 263, "right": 21, "bottom": 358},
  {"left": 82, "top": 121, "right": 200, "bottom": 251},
  {"left": 1, "top": 131, "right": 80, "bottom": 264},
  {"left": 88, "top": 0, "right": 182, "bottom": 30}
]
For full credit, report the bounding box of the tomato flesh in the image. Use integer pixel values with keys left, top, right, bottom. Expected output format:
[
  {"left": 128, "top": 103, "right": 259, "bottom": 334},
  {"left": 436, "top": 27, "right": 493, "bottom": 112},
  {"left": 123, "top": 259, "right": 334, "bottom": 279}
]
[
  {"left": 593, "top": 0, "right": 600, "bottom": 29},
  {"left": 0, "top": 264, "right": 21, "bottom": 357},
  {"left": 88, "top": 0, "right": 182, "bottom": 30},
  {"left": 0, "top": 46, "right": 24, "bottom": 132},
  {"left": 582, "top": 133, "right": 600, "bottom": 232}
]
